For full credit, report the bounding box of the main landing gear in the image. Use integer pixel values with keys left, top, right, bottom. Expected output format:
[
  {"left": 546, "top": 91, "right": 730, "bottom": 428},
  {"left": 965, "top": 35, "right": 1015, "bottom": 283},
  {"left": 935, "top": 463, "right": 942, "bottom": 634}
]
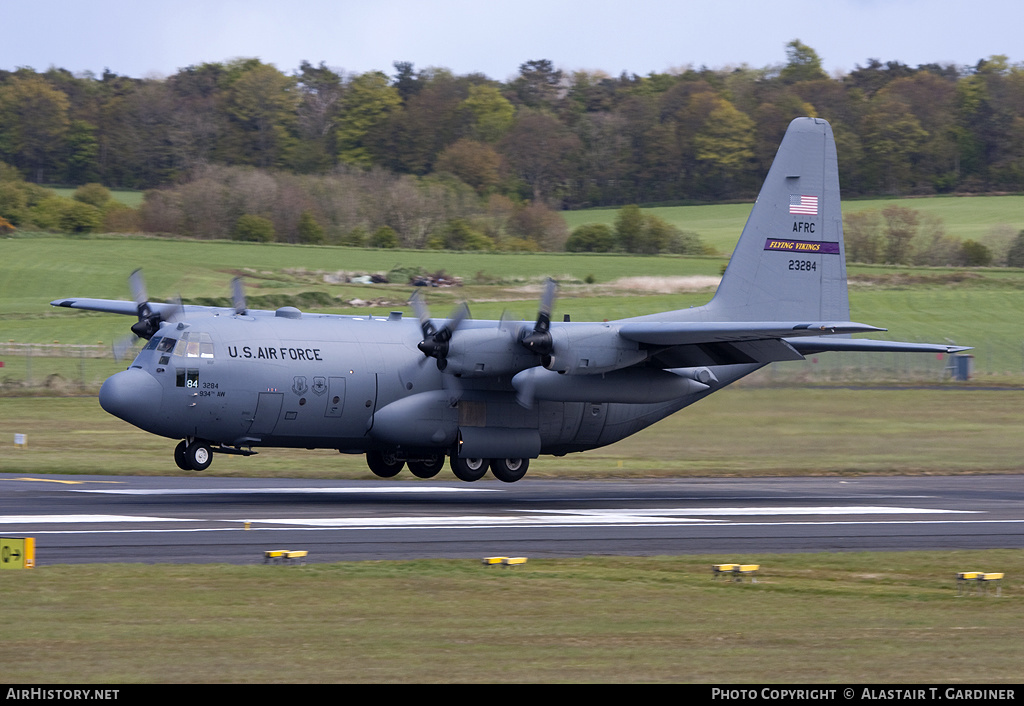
[
  {"left": 489, "top": 457, "right": 529, "bottom": 483},
  {"left": 364, "top": 449, "right": 404, "bottom": 478},
  {"left": 450, "top": 456, "right": 488, "bottom": 482},
  {"left": 364, "top": 452, "right": 530, "bottom": 483}
]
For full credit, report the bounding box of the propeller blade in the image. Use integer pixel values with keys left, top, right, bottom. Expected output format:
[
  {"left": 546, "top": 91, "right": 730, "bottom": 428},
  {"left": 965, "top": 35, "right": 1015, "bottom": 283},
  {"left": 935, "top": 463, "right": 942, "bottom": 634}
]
[
  {"left": 498, "top": 309, "right": 514, "bottom": 332},
  {"left": 537, "top": 277, "right": 557, "bottom": 332},
  {"left": 409, "top": 290, "right": 436, "bottom": 339},
  {"left": 520, "top": 278, "right": 558, "bottom": 357},
  {"left": 167, "top": 294, "right": 185, "bottom": 321},
  {"left": 112, "top": 334, "right": 140, "bottom": 362},
  {"left": 129, "top": 269, "right": 154, "bottom": 323},
  {"left": 442, "top": 302, "right": 470, "bottom": 339},
  {"left": 129, "top": 269, "right": 148, "bottom": 308}
]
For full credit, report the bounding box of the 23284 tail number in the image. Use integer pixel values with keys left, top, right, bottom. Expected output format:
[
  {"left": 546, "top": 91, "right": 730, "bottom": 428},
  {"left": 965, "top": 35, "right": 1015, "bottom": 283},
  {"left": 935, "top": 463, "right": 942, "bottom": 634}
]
[{"left": 789, "top": 259, "right": 817, "bottom": 271}]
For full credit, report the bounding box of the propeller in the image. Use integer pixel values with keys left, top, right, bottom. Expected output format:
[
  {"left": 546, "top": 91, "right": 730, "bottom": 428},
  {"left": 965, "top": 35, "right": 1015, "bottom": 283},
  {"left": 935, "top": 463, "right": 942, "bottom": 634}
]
[
  {"left": 513, "top": 278, "right": 559, "bottom": 408},
  {"left": 112, "top": 270, "right": 183, "bottom": 361},
  {"left": 128, "top": 269, "right": 163, "bottom": 340},
  {"left": 410, "top": 291, "right": 469, "bottom": 372},
  {"left": 519, "top": 278, "right": 558, "bottom": 360}
]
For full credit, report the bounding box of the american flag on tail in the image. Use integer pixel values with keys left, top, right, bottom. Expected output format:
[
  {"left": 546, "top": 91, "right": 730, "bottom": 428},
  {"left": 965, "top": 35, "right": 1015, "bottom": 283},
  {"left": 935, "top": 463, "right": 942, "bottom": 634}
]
[{"left": 789, "top": 194, "right": 818, "bottom": 215}]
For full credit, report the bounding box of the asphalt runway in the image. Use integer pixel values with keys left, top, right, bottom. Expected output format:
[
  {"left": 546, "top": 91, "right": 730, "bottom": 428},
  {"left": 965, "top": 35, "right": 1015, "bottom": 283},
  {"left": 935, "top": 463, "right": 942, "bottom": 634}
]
[{"left": 1, "top": 472, "right": 1022, "bottom": 565}]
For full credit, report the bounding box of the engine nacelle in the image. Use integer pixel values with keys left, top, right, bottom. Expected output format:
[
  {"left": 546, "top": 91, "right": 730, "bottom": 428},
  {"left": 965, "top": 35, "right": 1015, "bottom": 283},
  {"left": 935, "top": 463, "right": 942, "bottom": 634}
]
[
  {"left": 545, "top": 324, "right": 647, "bottom": 375},
  {"left": 443, "top": 328, "right": 537, "bottom": 378}
]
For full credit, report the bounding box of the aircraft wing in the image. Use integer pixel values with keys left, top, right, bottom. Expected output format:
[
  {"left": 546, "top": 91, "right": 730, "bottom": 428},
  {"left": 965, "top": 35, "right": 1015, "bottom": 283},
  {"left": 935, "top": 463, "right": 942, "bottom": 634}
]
[
  {"left": 51, "top": 297, "right": 254, "bottom": 319},
  {"left": 51, "top": 297, "right": 146, "bottom": 316},
  {"left": 786, "top": 337, "right": 971, "bottom": 355}
]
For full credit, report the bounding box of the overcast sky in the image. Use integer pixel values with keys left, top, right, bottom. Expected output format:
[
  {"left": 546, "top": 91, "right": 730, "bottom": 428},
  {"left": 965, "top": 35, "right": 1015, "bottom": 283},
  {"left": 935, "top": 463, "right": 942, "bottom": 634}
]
[{"left": 3, "top": 0, "right": 1021, "bottom": 81}]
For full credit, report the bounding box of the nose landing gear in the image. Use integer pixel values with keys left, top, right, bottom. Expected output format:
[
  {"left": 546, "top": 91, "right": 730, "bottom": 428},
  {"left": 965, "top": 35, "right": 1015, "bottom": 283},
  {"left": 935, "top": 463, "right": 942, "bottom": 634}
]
[{"left": 173, "top": 439, "right": 213, "bottom": 471}]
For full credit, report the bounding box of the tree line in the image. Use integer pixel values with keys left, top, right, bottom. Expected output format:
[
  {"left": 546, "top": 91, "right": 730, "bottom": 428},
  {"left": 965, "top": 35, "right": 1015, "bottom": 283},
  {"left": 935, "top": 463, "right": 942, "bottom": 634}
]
[
  {"left": 2, "top": 43, "right": 1023, "bottom": 201},
  {"left": 845, "top": 205, "right": 1024, "bottom": 267},
  {"left": 0, "top": 42, "right": 1022, "bottom": 255}
]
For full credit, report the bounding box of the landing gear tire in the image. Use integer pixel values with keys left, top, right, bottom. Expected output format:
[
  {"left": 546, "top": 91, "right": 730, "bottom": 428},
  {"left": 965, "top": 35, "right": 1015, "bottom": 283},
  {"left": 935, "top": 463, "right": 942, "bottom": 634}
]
[
  {"left": 408, "top": 456, "right": 444, "bottom": 479},
  {"left": 174, "top": 440, "right": 192, "bottom": 471},
  {"left": 185, "top": 441, "right": 213, "bottom": 471},
  {"left": 450, "top": 456, "right": 489, "bottom": 482},
  {"left": 490, "top": 457, "right": 529, "bottom": 483},
  {"left": 366, "top": 450, "right": 404, "bottom": 478}
]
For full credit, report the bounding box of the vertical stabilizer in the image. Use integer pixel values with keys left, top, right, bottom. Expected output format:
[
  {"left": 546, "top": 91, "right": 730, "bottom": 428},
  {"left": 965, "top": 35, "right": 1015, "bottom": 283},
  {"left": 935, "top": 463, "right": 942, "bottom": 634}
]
[{"left": 702, "top": 117, "right": 849, "bottom": 322}]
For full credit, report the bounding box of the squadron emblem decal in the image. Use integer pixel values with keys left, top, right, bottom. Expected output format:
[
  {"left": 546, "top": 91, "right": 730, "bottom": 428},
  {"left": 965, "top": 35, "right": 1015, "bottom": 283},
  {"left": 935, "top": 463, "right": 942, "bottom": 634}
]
[{"left": 764, "top": 238, "right": 840, "bottom": 254}]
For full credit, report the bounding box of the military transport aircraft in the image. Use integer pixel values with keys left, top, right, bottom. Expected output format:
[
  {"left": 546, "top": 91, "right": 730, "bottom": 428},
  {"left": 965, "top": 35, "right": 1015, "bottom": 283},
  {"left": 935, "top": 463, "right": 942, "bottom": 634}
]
[{"left": 51, "top": 118, "right": 966, "bottom": 483}]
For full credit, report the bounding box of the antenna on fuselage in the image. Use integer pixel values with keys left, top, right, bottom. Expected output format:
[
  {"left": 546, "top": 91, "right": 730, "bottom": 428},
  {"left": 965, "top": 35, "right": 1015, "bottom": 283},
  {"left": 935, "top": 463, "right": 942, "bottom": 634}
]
[{"left": 232, "top": 277, "right": 247, "bottom": 316}]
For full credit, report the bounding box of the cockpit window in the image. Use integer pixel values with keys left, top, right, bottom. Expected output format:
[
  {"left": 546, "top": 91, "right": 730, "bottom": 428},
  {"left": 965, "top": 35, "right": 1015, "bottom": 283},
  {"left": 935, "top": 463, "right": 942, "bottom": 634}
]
[
  {"left": 156, "top": 337, "right": 176, "bottom": 353},
  {"left": 170, "top": 331, "right": 214, "bottom": 359},
  {"left": 144, "top": 336, "right": 163, "bottom": 351}
]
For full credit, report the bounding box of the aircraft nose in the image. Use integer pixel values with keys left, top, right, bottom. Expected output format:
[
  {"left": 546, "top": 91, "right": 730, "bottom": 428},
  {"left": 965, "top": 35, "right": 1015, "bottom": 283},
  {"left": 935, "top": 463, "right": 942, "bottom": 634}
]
[{"left": 99, "top": 368, "right": 162, "bottom": 430}]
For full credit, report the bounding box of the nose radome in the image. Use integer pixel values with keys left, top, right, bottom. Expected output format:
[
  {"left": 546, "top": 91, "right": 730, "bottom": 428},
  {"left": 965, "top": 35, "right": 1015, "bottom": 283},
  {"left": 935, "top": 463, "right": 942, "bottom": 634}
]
[{"left": 99, "top": 368, "right": 162, "bottom": 430}]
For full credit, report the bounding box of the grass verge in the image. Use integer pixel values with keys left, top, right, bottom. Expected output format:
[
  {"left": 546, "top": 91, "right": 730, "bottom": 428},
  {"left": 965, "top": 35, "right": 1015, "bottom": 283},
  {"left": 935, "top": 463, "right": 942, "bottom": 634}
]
[
  {"left": 1, "top": 387, "right": 1022, "bottom": 478},
  {"left": 2, "top": 552, "right": 1021, "bottom": 683}
]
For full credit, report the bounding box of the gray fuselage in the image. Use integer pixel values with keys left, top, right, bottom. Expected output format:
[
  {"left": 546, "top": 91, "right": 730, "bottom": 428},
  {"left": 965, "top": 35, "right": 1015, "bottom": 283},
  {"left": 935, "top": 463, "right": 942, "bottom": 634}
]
[{"left": 99, "top": 310, "right": 751, "bottom": 460}]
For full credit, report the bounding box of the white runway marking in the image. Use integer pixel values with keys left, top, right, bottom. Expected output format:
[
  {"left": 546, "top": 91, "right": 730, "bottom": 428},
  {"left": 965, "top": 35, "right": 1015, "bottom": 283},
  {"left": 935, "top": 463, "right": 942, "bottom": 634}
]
[
  {"left": 534, "top": 506, "right": 978, "bottom": 517},
  {"left": 0, "top": 514, "right": 194, "bottom": 523},
  {"left": 248, "top": 506, "right": 977, "bottom": 529},
  {"left": 0, "top": 506, "right": 980, "bottom": 532},
  {"left": 14, "top": 519, "right": 1024, "bottom": 537},
  {"left": 253, "top": 514, "right": 719, "bottom": 528}
]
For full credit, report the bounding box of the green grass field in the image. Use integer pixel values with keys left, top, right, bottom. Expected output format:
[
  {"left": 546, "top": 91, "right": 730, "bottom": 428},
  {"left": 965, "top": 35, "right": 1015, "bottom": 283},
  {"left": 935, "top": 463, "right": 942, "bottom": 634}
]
[
  {"left": 2, "top": 552, "right": 1021, "bottom": 683},
  {"left": 4, "top": 229, "right": 1023, "bottom": 379},
  {"left": 3, "top": 387, "right": 1022, "bottom": 477},
  {"left": 562, "top": 194, "right": 1024, "bottom": 255}
]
